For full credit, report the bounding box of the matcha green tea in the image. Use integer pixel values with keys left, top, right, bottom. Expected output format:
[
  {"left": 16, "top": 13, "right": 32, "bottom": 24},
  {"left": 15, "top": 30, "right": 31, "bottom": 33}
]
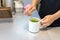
[{"left": 30, "top": 18, "right": 39, "bottom": 22}]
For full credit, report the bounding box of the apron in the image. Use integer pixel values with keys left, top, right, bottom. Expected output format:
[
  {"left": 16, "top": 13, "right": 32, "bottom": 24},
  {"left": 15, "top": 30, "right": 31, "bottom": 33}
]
[{"left": 38, "top": 0, "right": 60, "bottom": 27}]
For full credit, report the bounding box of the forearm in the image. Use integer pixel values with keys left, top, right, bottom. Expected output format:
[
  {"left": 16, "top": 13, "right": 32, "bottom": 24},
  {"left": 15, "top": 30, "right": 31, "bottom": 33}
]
[
  {"left": 53, "top": 10, "right": 60, "bottom": 20},
  {"left": 32, "top": 0, "right": 39, "bottom": 6}
]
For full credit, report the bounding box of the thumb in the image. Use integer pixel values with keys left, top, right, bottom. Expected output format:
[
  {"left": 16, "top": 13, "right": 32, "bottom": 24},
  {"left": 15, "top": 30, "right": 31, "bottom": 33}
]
[
  {"left": 41, "top": 17, "right": 47, "bottom": 21},
  {"left": 41, "top": 17, "right": 47, "bottom": 24}
]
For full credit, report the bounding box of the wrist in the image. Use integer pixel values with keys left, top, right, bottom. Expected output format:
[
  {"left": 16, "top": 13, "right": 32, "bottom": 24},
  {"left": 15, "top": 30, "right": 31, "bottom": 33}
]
[
  {"left": 30, "top": 3, "right": 36, "bottom": 9},
  {"left": 31, "top": 3, "right": 36, "bottom": 7},
  {"left": 52, "top": 10, "right": 60, "bottom": 20},
  {"left": 52, "top": 13, "right": 60, "bottom": 20},
  {"left": 32, "top": 0, "right": 39, "bottom": 6}
]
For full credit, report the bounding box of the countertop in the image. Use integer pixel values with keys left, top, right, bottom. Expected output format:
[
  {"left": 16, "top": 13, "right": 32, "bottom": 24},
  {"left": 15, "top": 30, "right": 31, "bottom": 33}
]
[{"left": 0, "top": 11, "right": 60, "bottom": 40}]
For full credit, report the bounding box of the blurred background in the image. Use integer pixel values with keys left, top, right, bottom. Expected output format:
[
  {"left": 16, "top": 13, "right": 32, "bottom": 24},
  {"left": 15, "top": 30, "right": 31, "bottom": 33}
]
[{"left": 0, "top": 0, "right": 32, "bottom": 12}]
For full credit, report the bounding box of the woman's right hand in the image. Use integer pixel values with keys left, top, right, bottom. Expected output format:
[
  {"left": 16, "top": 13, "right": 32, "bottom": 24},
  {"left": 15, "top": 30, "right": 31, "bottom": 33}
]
[{"left": 24, "top": 4, "right": 36, "bottom": 16}]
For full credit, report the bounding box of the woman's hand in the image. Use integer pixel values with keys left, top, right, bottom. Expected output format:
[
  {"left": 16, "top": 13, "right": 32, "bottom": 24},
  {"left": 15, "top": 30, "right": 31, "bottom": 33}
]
[
  {"left": 41, "top": 10, "right": 60, "bottom": 27},
  {"left": 41, "top": 15, "right": 57, "bottom": 27},
  {"left": 24, "top": 4, "right": 36, "bottom": 16}
]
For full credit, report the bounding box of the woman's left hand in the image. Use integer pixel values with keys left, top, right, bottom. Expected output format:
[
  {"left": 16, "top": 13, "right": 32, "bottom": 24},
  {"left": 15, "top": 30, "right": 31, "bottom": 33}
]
[{"left": 41, "top": 15, "right": 57, "bottom": 27}]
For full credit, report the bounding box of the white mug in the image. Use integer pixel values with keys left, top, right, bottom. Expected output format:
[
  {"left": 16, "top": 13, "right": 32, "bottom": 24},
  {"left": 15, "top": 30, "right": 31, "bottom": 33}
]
[{"left": 29, "top": 17, "right": 43, "bottom": 33}]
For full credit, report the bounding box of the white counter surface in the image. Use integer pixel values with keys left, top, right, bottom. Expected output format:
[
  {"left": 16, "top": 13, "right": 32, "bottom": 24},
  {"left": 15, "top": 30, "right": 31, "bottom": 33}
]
[{"left": 0, "top": 11, "right": 60, "bottom": 40}]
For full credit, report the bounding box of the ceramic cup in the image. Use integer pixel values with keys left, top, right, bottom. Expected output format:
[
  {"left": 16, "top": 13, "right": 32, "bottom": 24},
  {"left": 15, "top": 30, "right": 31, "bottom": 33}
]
[{"left": 29, "top": 17, "right": 43, "bottom": 33}]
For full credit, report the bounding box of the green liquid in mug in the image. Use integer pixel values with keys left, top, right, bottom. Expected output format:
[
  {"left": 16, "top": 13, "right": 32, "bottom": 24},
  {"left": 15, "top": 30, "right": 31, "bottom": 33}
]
[{"left": 30, "top": 18, "right": 39, "bottom": 22}]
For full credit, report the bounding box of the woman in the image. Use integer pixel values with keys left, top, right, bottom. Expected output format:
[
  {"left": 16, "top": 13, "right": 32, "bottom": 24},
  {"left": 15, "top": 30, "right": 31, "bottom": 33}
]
[{"left": 24, "top": 0, "right": 60, "bottom": 27}]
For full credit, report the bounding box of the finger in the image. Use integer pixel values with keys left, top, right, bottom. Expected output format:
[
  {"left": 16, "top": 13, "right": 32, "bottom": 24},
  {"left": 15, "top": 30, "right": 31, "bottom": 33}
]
[
  {"left": 29, "top": 7, "right": 36, "bottom": 13},
  {"left": 24, "top": 10, "right": 31, "bottom": 16},
  {"left": 25, "top": 6, "right": 33, "bottom": 16},
  {"left": 42, "top": 22, "right": 51, "bottom": 27},
  {"left": 41, "top": 18, "right": 46, "bottom": 21},
  {"left": 24, "top": 10, "right": 29, "bottom": 16},
  {"left": 24, "top": 10, "right": 26, "bottom": 14},
  {"left": 24, "top": 6, "right": 31, "bottom": 13},
  {"left": 27, "top": 6, "right": 32, "bottom": 12},
  {"left": 41, "top": 16, "right": 47, "bottom": 21},
  {"left": 42, "top": 24, "right": 48, "bottom": 28},
  {"left": 24, "top": 8, "right": 30, "bottom": 15},
  {"left": 41, "top": 20, "right": 47, "bottom": 25},
  {"left": 25, "top": 7, "right": 32, "bottom": 15},
  {"left": 28, "top": 13, "right": 32, "bottom": 16},
  {"left": 28, "top": 7, "right": 35, "bottom": 15}
]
